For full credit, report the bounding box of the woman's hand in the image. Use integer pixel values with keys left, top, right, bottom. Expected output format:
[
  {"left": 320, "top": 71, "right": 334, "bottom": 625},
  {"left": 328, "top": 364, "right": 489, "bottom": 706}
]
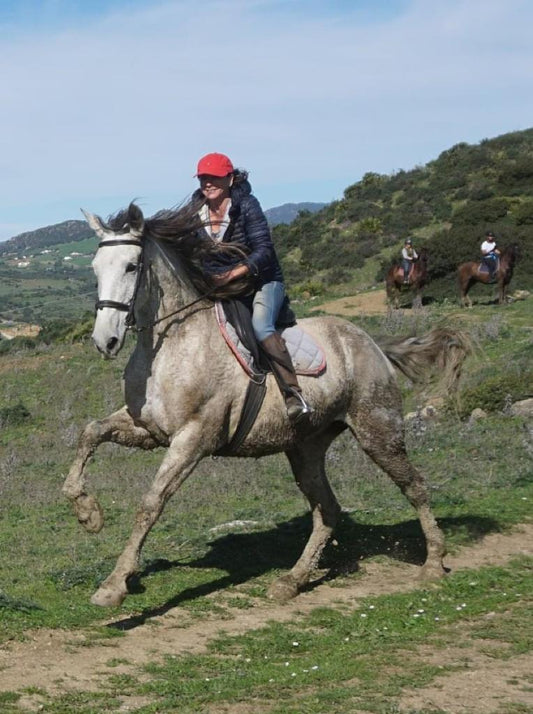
[{"left": 211, "top": 264, "right": 249, "bottom": 286}]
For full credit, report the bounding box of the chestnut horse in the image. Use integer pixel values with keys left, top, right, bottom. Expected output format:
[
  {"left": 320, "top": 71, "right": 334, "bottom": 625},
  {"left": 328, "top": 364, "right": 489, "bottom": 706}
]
[
  {"left": 458, "top": 243, "right": 519, "bottom": 307},
  {"left": 386, "top": 248, "right": 429, "bottom": 309},
  {"left": 63, "top": 204, "right": 471, "bottom": 608}
]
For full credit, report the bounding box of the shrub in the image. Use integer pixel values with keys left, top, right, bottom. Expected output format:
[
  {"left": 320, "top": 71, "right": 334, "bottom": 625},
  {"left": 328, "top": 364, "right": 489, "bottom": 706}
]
[
  {"left": 292, "top": 280, "right": 324, "bottom": 298},
  {"left": 0, "top": 336, "right": 37, "bottom": 354},
  {"left": 38, "top": 314, "right": 93, "bottom": 344},
  {"left": 452, "top": 197, "right": 509, "bottom": 225},
  {"left": 0, "top": 402, "right": 31, "bottom": 427},
  {"left": 513, "top": 199, "right": 533, "bottom": 225},
  {"left": 323, "top": 268, "right": 352, "bottom": 286},
  {"left": 457, "top": 371, "right": 533, "bottom": 418}
]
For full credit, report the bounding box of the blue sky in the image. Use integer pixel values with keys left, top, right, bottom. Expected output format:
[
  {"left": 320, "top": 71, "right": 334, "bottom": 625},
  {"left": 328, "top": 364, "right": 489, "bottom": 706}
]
[{"left": 1, "top": 0, "right": 532, "bottom": 241}]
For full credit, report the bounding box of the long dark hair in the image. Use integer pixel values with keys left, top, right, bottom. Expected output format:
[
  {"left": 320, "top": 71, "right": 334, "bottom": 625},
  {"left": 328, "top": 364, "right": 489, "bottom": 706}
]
[{"left": 107, "top": 202, "right": 253, "bottom": 299}]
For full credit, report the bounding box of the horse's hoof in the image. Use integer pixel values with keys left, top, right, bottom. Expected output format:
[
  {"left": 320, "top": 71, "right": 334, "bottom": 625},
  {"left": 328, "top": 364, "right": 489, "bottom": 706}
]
[
  {"left": 90, "top": 585, "right": 127, "bottom": 607},
  {"left": 267, "top": 575, "right": 299, "bottom": 602},
  {"left": 419, "top": 562, "right": 446, "bottom": 581},
  {"left": 75, "top": 495, "right": 104, "bottom": 533}
]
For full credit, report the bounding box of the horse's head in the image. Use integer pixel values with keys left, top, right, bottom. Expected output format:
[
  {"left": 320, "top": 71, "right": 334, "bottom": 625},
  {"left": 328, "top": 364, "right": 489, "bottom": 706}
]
[
  {"left": 86, "top": 203, "right": 145, "bottom": 358},
  {"left": 504, "top": 242, "right": 521, "bottom": 264}
]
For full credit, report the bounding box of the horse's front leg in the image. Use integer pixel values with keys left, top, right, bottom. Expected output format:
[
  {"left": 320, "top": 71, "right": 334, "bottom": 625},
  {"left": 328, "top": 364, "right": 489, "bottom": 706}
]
[
  {"left": 498, "top": 280, "right": 507, "bottom": 305},
  {"left": 90, "top": 421, "right": 206, "bottom": 607},
  {"left": 62, "top": 406, "right": 160, "bottom": 533}
]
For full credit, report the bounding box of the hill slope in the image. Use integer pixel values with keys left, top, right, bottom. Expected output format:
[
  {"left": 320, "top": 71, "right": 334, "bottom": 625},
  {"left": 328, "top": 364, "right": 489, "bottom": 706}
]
[
  {"left": 272, "top": 127, "right": 533, "bottom": 297},
  {"left": 0, "top": 220, "right": 92, "bottom": 256},
  {"left": 1, "top": 128, "right": 532, "bottom": 324}
]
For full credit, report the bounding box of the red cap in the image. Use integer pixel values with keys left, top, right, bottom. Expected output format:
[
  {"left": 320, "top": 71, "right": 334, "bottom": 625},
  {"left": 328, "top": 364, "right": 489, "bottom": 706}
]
[{"left": 196, "top": 152, "right": 234, "bottom": 177}]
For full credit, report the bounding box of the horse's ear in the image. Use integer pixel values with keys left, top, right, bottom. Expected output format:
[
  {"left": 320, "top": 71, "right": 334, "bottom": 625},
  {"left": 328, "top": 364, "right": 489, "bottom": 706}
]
[
  {"left": 81, "top": 209, "right": 110, "bottom": 238},
  {"left": 128, "top": 203, "right": 145, "bottom": 238}
]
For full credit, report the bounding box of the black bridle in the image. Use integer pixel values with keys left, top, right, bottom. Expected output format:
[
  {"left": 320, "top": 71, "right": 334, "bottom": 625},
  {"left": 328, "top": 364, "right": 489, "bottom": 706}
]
[
  {"left": 95, "top": 239, "right": 144, "bottom": 328},
  {"left": 94, "top": 237, "right": 215, "bottom": 332}
]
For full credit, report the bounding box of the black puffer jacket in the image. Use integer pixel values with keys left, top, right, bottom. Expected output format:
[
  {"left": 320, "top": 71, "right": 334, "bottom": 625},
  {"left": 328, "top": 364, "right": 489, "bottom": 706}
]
[{"left": 191, "top": 178, "right": 284, "bottom": 288}]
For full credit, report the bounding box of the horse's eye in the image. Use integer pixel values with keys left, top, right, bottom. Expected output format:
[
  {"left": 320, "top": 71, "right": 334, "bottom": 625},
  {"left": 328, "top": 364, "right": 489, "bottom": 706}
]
[{"left": 125, "top": 263, "right": 138, "bottom": 273}]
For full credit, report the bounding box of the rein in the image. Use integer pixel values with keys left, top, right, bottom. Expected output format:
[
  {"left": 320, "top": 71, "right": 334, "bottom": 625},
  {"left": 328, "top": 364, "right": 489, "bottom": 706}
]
[{"left": 95, "top": 238, "right": 215, "bottom": 332}]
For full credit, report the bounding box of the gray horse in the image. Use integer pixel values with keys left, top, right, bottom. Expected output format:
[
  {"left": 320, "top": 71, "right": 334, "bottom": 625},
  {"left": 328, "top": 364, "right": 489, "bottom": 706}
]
[{"left": 63, "top": 203, "right": 470, "bottom": 607}]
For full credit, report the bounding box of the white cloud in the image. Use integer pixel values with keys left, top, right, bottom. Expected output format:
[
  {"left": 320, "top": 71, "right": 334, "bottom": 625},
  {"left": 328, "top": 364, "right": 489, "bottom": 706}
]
[{"left": 1, "top": 0, "right": 532, "bottom": 240}]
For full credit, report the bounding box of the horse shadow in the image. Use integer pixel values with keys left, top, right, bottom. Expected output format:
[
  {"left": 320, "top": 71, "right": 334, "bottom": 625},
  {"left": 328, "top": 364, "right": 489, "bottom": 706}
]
[{"left": 107, "top": 511, "right": 500, "bottom": 631}]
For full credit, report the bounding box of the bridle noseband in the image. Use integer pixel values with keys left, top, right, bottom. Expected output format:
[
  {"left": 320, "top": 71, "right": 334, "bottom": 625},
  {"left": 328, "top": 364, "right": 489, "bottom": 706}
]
[{"left": 95, "top": 239, "right": 144, "bottom": 328}]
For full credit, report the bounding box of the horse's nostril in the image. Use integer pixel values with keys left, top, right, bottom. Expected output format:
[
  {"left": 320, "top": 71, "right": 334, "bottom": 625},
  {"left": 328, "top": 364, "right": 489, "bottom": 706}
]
[{"left": 106, "top": 337, "right": 119, "bottom": 352}]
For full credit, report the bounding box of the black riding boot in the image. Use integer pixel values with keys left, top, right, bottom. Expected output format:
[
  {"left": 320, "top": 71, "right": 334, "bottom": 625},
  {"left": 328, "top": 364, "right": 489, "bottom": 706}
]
[{"left": 260, "top": 333, "right": 313, "bottom": 421}]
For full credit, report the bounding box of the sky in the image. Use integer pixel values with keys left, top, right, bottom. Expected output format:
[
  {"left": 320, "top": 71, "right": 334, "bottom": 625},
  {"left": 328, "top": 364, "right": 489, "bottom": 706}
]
[{"left": 1, "top": 0, "right": 532, "bottom": 241}]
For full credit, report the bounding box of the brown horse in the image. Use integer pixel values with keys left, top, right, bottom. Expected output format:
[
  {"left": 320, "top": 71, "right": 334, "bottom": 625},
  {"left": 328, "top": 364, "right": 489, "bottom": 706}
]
[
  {"left": 458, "top": 243, "right": 519, "bottom": 307},
  {"left": 386, "top": 248, "right": 429, "bottom": 309}
]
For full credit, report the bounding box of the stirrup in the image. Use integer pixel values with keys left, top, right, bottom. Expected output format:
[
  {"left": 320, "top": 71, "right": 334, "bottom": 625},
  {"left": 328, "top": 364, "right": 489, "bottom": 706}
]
[{"left": 285, "top": 390, "right": 313, "bottom": 422}]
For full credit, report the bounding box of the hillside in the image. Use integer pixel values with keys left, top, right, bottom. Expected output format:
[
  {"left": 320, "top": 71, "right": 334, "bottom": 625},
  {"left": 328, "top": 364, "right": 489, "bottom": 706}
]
[
  {"left": 265, "top": 202, "right": 326, "bottom": 226},
  {"left": 0, "top": 219, "right": 92, "bottom": 256},
  {"left": 272, "top": 127, "right": 533, "bottom": 298},
  {"left": 1, "top": 127, "right": 532, "bottom": 325}
]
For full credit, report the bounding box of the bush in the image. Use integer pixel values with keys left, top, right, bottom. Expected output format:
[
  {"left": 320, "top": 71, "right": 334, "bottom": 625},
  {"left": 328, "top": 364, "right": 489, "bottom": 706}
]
[
  {"left": 38, "top": 315, "right": 93, "bottom": 344},
  {"left": 513, "top": 199, "right": 533, "bottom": 225},
  {"left": 452, "top": 197, "right": 509, "bottom": 225},
  {"left": 0, "top": 336, "right": 37, "bottom": 354},
  {"left": 323, "top": 268, "right": 352, "bottom": 286},
  {"left": 457, "top": 371, "right": 533, "bottom": 418},
  {"left": 0, "top": 402, "right": 31, "bottom": 427}
]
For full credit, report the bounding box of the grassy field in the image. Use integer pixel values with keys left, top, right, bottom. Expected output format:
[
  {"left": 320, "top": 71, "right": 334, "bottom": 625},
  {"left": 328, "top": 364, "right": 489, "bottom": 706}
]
[{"left": 0, "top": 299, "right": 531, "bottom": 712}]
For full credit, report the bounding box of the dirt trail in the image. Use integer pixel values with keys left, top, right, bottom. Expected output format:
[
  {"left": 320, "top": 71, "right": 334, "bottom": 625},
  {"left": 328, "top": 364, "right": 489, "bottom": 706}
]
[
  {"left": 312, "top": 289, "right": 389, "bottom": 316},
  {"left": 0, "top": 524, "right": 531, "bottom": 710}
]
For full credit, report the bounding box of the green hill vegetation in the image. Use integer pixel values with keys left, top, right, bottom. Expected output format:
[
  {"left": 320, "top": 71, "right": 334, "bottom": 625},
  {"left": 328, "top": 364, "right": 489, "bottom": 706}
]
[
  {"left": 0, "top": 127, "right": 531, "bottom": 329},
  {"left": 272, "top": 127, "right": 533, "bottom": 298}
]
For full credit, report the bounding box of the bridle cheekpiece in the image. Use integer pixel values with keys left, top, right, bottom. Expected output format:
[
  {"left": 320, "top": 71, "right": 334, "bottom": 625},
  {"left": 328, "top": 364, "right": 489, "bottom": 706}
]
[{"left": 94, "top": 238, "right": 144, "bottom": 329}]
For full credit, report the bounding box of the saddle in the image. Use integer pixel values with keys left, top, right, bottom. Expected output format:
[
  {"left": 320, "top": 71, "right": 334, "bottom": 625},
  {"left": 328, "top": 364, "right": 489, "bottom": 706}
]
[
  {"left": 215, "top": 301, "right": 326, "bottom": 379},
  {"left": 213, "top": 299, "right": 326, "bottom": 456}
]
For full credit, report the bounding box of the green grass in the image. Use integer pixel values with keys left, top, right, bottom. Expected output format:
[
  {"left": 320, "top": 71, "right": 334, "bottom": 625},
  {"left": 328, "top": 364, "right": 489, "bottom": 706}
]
[
  {"left": 0, "top": 297, "right": 531, "bottom": 710},
  {"left": 3, "top": 559, "right": 530, "bottom": 712}
]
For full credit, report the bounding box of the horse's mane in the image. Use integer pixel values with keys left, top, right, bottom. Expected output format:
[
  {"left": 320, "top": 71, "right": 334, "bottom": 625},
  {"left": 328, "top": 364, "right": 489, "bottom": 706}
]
[
  {"left": 107, "top": 203, "right": 254, "bottom": 300},
  {"left": 501, "top": 242, "right": 519, "bottom": 260}
]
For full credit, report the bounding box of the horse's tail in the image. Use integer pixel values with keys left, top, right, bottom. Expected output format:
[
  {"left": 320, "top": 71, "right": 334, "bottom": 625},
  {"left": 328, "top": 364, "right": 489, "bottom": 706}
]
[{"left": 377, "top": 328, "right": 473, "bottom": 394}]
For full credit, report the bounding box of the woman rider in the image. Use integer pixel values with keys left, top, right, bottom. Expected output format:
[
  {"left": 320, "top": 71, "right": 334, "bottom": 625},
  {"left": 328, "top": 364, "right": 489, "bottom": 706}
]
[{"left": 190, "top": 152, "right": 312, "bottom": 421}]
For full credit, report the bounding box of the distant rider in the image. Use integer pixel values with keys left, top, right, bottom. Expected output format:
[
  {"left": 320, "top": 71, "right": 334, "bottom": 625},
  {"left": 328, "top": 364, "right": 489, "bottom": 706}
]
[
  {"left": 480, "top": 231, "right": 500, "bottom": 281},
  {"left": 401, "top": 239, "right": 418, "bottom": 284}
]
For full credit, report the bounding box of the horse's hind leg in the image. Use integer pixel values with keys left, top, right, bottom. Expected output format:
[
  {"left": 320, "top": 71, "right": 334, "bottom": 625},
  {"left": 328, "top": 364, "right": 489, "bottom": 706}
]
[
  {"left": 268, "top": 427, "right": 343, "bottom": 602},
  {"left": 459, "top": 277, "right": 473, "bottom": 308},
  {"left": 348, "top": 405, "right": 446, "bottom": 580},
  {"left": 62, "top": 406, "right": 160, "bottom": 533}
]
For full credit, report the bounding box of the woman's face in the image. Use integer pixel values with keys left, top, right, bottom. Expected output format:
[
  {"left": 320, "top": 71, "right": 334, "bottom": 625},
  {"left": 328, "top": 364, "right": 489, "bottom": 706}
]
[{"left": 199, "top": 174, "right": 232, "bottom": 202}]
